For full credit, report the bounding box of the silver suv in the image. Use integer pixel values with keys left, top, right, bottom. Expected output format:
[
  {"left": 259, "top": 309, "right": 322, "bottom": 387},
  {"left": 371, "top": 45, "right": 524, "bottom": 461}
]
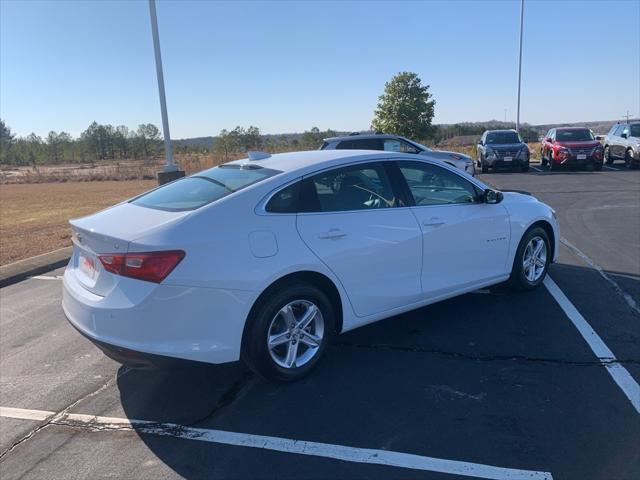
[
  {"left": 603, "top": 122, "right": 640, "bottom": 168},
  {"left": 320, "top": 133, "right": 475, "bottom": 176}
]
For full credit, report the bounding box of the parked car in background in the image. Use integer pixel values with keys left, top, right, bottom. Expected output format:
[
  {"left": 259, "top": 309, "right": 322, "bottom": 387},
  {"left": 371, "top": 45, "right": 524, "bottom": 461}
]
[
  {"left": 321, "top": 133, "right": 475, "bottom": 176},
  {"left": 603, "top": 122, "right": 640, "bottom": 169},
  {"left": 62, "top": 150, "right": 558, "bottom": 382},
  {"left": 540, "top": 127, "right": 604, "bottom": 171},
  {"left": 476, "top": 130, "right": 530, "bottom": 173}
]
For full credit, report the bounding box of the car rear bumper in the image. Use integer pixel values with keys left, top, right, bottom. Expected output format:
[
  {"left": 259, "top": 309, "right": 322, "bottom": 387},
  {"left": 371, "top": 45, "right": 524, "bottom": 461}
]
[{"left": 62, "top": 266, "right": 254, "bottom": 366}]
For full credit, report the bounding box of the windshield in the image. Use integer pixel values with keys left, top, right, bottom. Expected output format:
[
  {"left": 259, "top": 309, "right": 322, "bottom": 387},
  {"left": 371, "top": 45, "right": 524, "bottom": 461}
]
[
  {"left": 485, "top": 132, "right": 521, "bottom": 145},
  {"left": 630, "top": 124, "right": 640, "bottom": 138},
  {"left": 556, "top": 129, "right": 594, "bottom": 142},
  {"left": 132, "top": 165, "right": 281, "bottom": 211}
]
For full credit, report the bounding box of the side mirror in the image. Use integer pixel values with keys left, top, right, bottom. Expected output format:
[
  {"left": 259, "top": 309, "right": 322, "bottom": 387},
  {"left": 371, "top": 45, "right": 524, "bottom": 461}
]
[
  {"left": 595, "top": 135, "right": 602, "bottom": 141},
  {"left": 484, "top": 189, "right": 503, "bottom": 204},
  {"left": 478, "top": 140, "right": 483, "bottom": 146},
  {"left": 621, "top": 133, "right": 628, "bottom": 139}
]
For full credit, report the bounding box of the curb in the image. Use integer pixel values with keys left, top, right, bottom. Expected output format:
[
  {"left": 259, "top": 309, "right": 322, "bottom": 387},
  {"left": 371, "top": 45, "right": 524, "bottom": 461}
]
[{"left": 0, "top": 247, "right": 72, "bottom": 288}]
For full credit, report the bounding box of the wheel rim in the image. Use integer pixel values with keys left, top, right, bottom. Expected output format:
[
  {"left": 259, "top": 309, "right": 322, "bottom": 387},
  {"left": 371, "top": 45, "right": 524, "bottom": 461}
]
[
  {"left": 267, "top": 300, "right": 324, "bottom": 369},
  {"left": 522, "top": 236, "right": 547, "bottom": 282}
]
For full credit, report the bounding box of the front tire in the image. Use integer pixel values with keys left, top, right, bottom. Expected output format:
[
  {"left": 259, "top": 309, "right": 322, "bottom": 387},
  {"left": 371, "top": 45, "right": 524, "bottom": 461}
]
[
  {"left": 604, "top": 146, "right": 613, "bottom": 165},
  {"left": 242, "top": 282, "right": 334, "bottom": 383},
  {"left": 509, "top": 227, "right": 550, "bottom": 291},
  {"left": 625, "top": 149, "right": 638, "bottom": 169}
]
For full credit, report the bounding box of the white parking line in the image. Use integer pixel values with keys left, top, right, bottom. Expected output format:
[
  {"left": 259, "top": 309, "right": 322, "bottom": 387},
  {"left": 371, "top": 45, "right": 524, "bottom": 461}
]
[
  {"left": 530, "top": 165, "right": 544, "bottom": 173},
  {"left": 544, "top": 276, "right": 640, "bottom": 415},
  {"left": 31, "top": 275, "right": 63, "bottom": 281},
  {"left": 602, "top": 165, "right": 618, "bottom": 171},
  {"left": 0, "top": 406, "right": 553, "bottom": 480}
]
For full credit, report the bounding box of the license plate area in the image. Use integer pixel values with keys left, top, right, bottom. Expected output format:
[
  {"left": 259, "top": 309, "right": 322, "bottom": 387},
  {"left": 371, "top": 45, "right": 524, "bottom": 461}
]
[
  {"left": 577, "top": 154, "right": 587, "bottom": 160},
  {"left": 78, "top": 251, "right": 99, "bottom": 283},
  {"left": 503, "top": 156, "right": 513, "bottom": 162}
]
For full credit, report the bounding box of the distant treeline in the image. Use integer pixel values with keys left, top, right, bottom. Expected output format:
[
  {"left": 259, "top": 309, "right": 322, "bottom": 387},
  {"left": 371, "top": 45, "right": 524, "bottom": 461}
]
[
  {"left": 0, "top": 120, "right": 167, "bottom": 166},
  {"left": 0, "top": 118, "right": 599, "bottom": 167},
  {"left": 0, "top": 119, "right": 341, "bottom": 166}
]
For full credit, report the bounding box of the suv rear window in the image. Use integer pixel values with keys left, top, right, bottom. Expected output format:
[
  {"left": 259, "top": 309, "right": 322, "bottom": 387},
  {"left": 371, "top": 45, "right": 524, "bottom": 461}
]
[{"left": 132, "top": 165, "right": 280, "bottom": 211}]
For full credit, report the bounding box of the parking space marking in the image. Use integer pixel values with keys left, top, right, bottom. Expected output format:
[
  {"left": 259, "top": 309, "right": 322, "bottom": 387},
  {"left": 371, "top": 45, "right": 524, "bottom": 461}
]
[
  {"left": 544, "top": 276, "right": 640, "bottom": 415},
  {"left": 0, "top": 407, "right": 554, "bottom": 480},
  {"left": 602, "top": 165, "right": 618, "bottom": 171},
  {"left": 560, "top": 237, "right": 639, "bottom": 315},
  {"left": 530, "top": 165, "right": 544, "bottom": 173},
  {"left": 31, "top": 275, "right": 63, "bottom": 281}
]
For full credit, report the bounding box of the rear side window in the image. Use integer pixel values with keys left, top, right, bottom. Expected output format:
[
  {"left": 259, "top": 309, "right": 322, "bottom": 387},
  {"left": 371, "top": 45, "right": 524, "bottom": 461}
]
[
  {"left": 301, "top": 162, "right": 396, "bottom": 212},
  {"left": 132, "top": 165, "right": 280, "bottom": 211},
  {"left": 336, "top": 139, "right": 384, "bottom": 150},
  {"left": 266, "top": 182, "right": 300, "bottom": 213}
]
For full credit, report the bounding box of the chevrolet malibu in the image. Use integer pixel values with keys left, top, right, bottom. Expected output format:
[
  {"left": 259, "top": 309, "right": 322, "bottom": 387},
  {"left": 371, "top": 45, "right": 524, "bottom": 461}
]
[{"left": 63, "top": 150, "right": 559, "bottom": 382}]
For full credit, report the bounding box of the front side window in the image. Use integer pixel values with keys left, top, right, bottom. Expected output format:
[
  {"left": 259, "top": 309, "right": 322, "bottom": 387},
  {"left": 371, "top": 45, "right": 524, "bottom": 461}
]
[
  {"left": 132, "top": 165, "right": 280, "bottom": 211},
  {"left": 614, "top": 125, "right": 627, "bottom": 136},
  {"left": 398, "top": 161, "right": 481, "bottom": 206},
  {"left": 302, "top": 163, "right": 396, "bottom": 212}
]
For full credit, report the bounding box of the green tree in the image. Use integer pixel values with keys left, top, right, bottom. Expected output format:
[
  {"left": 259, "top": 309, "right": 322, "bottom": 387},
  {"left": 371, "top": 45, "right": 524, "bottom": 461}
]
[
  {"left": 0, "top": 119, "right": 16, "bottom": 164},
  {"left": 371, "top": 72, "right": 435, "bottom": 141}
]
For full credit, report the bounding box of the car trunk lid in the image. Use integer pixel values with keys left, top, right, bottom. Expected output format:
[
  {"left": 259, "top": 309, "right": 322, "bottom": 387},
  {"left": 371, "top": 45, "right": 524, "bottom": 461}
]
[{"left": 69, "top": 202, "right": 191, "bottom": 296}]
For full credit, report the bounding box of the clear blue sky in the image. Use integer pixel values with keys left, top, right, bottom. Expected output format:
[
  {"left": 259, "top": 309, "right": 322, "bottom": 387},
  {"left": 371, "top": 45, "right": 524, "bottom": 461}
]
[{"left": 1, "top": 0, "right": 639, "bottom": 139}]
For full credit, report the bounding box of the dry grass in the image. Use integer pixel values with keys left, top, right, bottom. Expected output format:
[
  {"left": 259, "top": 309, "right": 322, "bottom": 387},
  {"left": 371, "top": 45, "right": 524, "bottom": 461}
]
[{"left": 0, "top": 180, "right": 155, "bottom": 265}]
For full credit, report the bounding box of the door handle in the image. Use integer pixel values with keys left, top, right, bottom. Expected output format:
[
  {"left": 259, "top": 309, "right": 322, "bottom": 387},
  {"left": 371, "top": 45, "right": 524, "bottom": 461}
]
[
  {"left": 423, "top": 217, "right": 445, "bottom": 227},
  {"left": 318, "top": 228, "right": 347, "bottom": 240}
]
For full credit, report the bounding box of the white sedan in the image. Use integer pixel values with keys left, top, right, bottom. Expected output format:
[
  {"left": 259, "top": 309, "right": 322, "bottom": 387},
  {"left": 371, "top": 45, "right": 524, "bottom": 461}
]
[{"left": 63, "top": 150, "right": 559, "bottom": 382}]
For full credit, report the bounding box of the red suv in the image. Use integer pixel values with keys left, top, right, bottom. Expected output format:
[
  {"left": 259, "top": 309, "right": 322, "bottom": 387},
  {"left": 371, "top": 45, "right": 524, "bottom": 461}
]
[{"left": 540, "top": 127, "right": 604, "bottom": 171}]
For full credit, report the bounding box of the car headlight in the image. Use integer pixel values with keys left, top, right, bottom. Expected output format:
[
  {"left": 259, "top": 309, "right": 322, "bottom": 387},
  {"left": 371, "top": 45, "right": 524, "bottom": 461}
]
[
  {"left": 518, "top": 146, "right": 529, "bottom": 158},
  {"left": 485, "top": 147, "right": 496, "bottom": 158}
]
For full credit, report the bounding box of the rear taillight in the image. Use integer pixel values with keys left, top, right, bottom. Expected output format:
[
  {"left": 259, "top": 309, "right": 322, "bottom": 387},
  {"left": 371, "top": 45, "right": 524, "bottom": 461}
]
[{"left": 98, "top": 250, "right": 185, "bottom": 283}]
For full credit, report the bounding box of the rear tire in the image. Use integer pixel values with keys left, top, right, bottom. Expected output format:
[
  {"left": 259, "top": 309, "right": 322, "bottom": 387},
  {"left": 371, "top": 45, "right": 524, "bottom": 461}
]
[
  {"left": 509, "top": 227, "right": 550, "bottom": 291},
  {"left": 242, "top": 282, "right": 335, "bottom": 383},
  {"left": 481, "top": 159, "right": 488, "bottom": 173},
  {"left": 540, "top": 149, "right": 547, "bottom": 167}
]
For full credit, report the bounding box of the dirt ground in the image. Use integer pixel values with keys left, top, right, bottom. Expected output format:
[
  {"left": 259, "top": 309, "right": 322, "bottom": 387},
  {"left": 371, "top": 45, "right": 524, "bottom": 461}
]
[{"left": 0, "top": 180, "right": 155, "bottom": 265}]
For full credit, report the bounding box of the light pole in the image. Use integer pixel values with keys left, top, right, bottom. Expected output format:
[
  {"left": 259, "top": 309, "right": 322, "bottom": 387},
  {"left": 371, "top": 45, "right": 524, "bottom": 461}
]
[
  {"left": 148, "top": 0, "right": 184, "bottom": 185},
  {"left": 516, "top": 0, "right": 524, "bottom": 133}
]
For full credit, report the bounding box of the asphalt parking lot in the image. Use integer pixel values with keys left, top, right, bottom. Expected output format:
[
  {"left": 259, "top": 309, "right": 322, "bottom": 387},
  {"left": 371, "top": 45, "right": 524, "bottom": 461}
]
[{"left": 1, "top": 161, "right": 639, "bottom": 480}]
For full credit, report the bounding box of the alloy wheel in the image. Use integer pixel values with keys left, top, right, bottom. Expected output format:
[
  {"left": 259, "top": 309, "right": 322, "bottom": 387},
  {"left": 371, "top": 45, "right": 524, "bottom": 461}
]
[
  {"left": 267, "top": 300, "right": 324, "bottom": 369},
  {"left": 522, "top": 236, "right": 547, "bottom": 282}
]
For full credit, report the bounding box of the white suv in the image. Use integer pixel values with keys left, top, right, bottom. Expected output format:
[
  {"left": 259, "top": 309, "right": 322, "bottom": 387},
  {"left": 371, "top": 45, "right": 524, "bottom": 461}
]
[{"left": 321, "top": 133, "right": 476, "bottom": 176}]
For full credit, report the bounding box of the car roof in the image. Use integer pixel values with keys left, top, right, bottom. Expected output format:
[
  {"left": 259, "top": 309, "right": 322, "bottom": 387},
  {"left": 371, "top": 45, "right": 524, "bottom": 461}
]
[
  {"left": 485, "top": 129, "right": 518, "bottom": 134},
  {"left": 225, "top": 149, "right": 409, "bottom": 175},
  {"left": 556, "top": 126, "right": 590, "bottom": 131},
  {"left": 323, "top": 133, "right": 408, "bottom": 142}
]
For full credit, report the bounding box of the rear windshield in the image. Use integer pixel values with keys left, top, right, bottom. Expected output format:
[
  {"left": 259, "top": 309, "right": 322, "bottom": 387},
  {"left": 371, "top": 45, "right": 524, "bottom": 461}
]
[
  {"left": 485, "top": 132, "right": 521, "bottom": 144},
  {"left": 132, "top": 165, "right": 280, "bottom": 211},
  {"left": 556, "top": 129, "right": 594, "bottom": 142}
]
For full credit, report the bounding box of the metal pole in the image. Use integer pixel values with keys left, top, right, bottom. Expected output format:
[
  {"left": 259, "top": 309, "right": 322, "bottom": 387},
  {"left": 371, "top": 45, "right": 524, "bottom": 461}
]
[
  {"left": 149, "top": 0, "right": 176, "bottom": 172},
  {"left": 516, "top": 0, "right": 524, "bottom": 132}
]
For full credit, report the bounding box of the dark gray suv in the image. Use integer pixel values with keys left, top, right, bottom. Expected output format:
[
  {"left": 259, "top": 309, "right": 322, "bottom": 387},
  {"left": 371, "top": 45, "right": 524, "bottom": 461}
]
[
  {"left": 476, "top": 130, "right": 530, "bottom": 173},
  {"left": 603, "top": 122, "right": 640, "bottom": 168}
]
